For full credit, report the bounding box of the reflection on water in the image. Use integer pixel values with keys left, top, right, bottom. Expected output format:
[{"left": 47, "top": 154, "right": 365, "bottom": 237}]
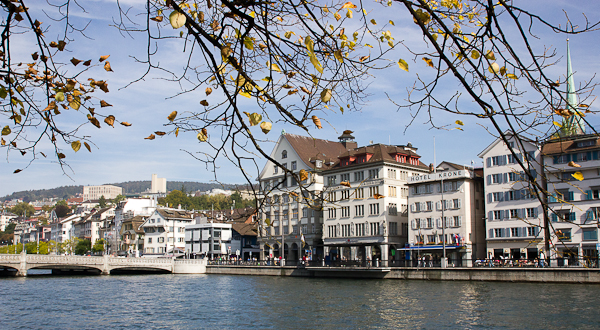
[{"left": 1, "top": 274, "right": 599, "bottom": 329}]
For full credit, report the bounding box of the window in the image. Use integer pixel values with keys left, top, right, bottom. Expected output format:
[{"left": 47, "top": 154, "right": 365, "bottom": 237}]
[
  {"left": 388, "top": 203, "right": 397, "bottom": 216},
  {"left": 282, "top": 194, "right": 289, "bottom": 203},
  {"left": 369, "top": 186, "right": 380, "bottom": 197},
  {"left": 340, "top": 173, "right": 350, "bottom": 182},
  {"left": 389, "top": 186, "right": 397, "bottom": 197},
  {"left": 301, "top": 224, "right": 308, "bottom": 234},
  {"left": 577, "top": 140, "right": 596, "bottom": 148},
  {"left": 341, "top": 224, "right": 350, "bottom": 237},
  {"left": 341, "top": 206, "right": 350, "bottom": 218},
  {"left": 158, "top": 237, "right": 164, "bottom": 243},
  {"left": 273, "top": 165, "right": 278, "bottom": 174},
  {"left": 494, "top": 228, "right": 507, "bottom": 238},
  {"left": 354, "top": 171, "right": 364, "bottom": 182},
  {"left": 583, "top": 228, "right": 598, "bottom": 241},
  {"left": 327, "top": 191, "right": 337, "bottom": 202},
  {"left": 452, "top": 216, "right": 462, "bottom": 227},
  {"left": 370, "top": 222, "right": 380, "bottom": 236},
  {"left": 148, "top": 237, "right": 152, "bottom": 243},
  {"left": 452, "top": 199, "right": 461, "bottom": 209},
  {"left": 426, "top": 218, "right": 434, "bottom": 229},
  {"left": 291, "top": 161, "right": 297, "bottom": 170},
  {"left": 355, "top": 223, "right": 365, "bottom": 236},
  {"left": 369, "top": 203, "right": 380, "bottom": 215},
  {"left": 355, "top": 205, "right": 365, "bottom": 216},
  {"left": 292, "top": 208, "right": 298, "bottom": 219},
  {"left": 556, "top": 229, "right": 571, "bottom": 241},
  {"left": 328, "top": 225, "right": 337, "bottom": 238},
  {"left": 340, "top": 190, "right": 350, "bottom": 200},
  {"left": 493, "top": 192, "right": 504, "bottom": 202},
  {"left": 527, "top": 227, "right": 540, "bottom": 237},
  {"left": 302, "top": 208, "right": 308, "bottom": 218},
  {"left": 401, "top": 187, "right": 408, "bottom": 197},
  {"left": 554, "top": 155, "right": 569, "bottom": 164},
  {"left": 426, "top": 201, "right": 433, "bottom": 211},
  {"left": 527, "top": 207, "right": 538, "bottom": 218},
  {"left": 328, "top": 208, "right": 337, "bottom": 219},
  {"left": 327, "top": 175, "right": 337, "bottom": 186},
  {"left": 368, "top": 169, "right": 379, "bottom": 179},
  {"left": 282, "top": 150, "right": 287, "bottom": 159},
  {"left": 493, "top": 210, "right": 503, "bottom": 221},
  {"left": 510, "top": 209, "right": 519, "bottom": 219},
  {"left": 389, "top": 222, "right": 398, "bottom": 235},
  {"left": 492, "top": 174, "right": 503, "bottom": 184},
  {"left": 355, "top": 188, "right": 364, "bottom": 199},
  {"left": 178, "top": 237, "right": 184, "bottom": 243},
  {"left": 387, "top": 169, "right": 397, "bottom": 179}
]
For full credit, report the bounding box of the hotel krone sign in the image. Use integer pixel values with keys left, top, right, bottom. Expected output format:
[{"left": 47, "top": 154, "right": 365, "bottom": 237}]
[{"left": 408, "top": 170, "right": 473, "bottom": 183}]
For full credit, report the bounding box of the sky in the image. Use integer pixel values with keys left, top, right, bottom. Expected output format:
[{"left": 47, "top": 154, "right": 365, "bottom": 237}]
[{"left": 1, "top": 0, "right": 600, "bottom": 197}]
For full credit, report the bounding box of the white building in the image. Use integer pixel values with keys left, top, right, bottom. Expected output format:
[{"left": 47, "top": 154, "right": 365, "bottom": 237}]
[
  {"left": 406, "top": 162, "right": 486, "bottom": 266},
  {"left": 185, "top": 218, "right": 233, "bottom": 258},
  {"left": 478, "top": 133, "right": 545, "bottom": 261},
  {"left": 258, "top": 132, "right": 351, "bottom": 263},
  {"left": 113, "top": 198, "right": 157, "bottom": 252},
  {"left": 542, "top": 134, "right": 600, "bottom": 266},
  {"left": 321, "top": 139, "right": 431, "bottom": 266},
  {"left": 82, "top": 185, "right": 123, "bottom": 201},
  {"left": 141, "top": 208, "right": 194, "bottom": 256},
  {"left": 50, "top": 213, "right": 82, "bottom": 243},
  {"left": 151, "top": 174, "right": 167, "bottom": 194},
  {"left": 0, "top": 210, "right": 17, "bottom": 231}
]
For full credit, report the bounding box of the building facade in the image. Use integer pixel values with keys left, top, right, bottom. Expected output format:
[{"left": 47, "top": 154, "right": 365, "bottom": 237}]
[
  {"left": 82, "top": 185, "right": 123, "bottom": 201},
  {"left": 321, "top": 141, "right": 430, "bottom": 266},
  {"left": 478, "top": 133, "right": 545, "bottom": 261},
  {"left": 258, "top": 133, "right": 351, "bottom": 264},
  {"left": 542, "top": 134, "right": 600, "bottom": 266},
  {"left": 407, "top": 162, "right": 486, "bottom": 266},
  {"left": 141, "top": 208, "right": 193, "bottom": 256}
]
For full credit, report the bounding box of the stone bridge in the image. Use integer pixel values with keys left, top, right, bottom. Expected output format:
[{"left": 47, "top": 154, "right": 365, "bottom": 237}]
[{"left": 0, "top": 253, "right": 206, "bottom": 276}]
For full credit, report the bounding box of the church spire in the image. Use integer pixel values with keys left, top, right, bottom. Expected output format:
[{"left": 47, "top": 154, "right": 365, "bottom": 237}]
[{"left": 564, "top": 39, "right": 585, "bottom": 135}]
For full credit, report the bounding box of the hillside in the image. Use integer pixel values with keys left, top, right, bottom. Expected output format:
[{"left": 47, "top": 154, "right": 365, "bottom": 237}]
[{"left": 2, "top": 181, "right": 243, "bottom": 202}]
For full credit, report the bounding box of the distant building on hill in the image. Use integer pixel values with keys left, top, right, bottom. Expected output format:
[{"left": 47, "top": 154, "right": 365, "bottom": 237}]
[
  {"left": 83, "top": 185, "right": 122, "bottom": 201},
  {"left": 151, "top": 174, "right": 167, "bottom": 194}
]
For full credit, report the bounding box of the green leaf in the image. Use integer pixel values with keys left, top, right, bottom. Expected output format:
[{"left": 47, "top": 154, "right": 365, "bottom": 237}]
[
  {"left": 309, "top": 54, "right": 323, "bottom": 74},
  {"left": 55, "top": 92, "right": 65, "bottom": 102},
  {"left": 243, "top": 36, "right": 254, "bottom": 50}
]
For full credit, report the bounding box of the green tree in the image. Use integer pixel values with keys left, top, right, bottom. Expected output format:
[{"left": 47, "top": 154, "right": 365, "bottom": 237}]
[
  {"left": 4, "top": 223, "right": 16, "bottom": 234},
  {"left": 10, "top": 202, "right": 35, "bottom": 218},
  {"left": 54, "top": 203, "right": 71, "bottom": 218},
  {"left": 163, "top": 190, "right": 190, "bottom": 209},
  {"left": 111, "top": 194, "right": 126, "bottom": 204},
  {"left": 92, "top": 239, "right": 106, "bottom": 254},
  {"left": 62, "top": 238, "right": 79, "bottom": 255},
  {"left": 75, "top": 239, "right": 91, "bottom": 255},
  {"left": 98, "top": 195, "right": 107, "bottom": 208}
]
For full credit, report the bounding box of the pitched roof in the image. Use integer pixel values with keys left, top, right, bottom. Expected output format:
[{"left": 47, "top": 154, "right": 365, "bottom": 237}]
[
  {"left": 542, "top": 134, "right": 600, "bottom": 155},
  {"left": 330, "top": 144, "right": 429, "bottom": 170},
  {"left": 156, "top": 208, "right": 192, "bottom": 219},
  {"left": 283, "top": 134, "right": 349, "bottom": 170},
  {"left": 232, "top": 222, "right": 257, "bottom": 236}
]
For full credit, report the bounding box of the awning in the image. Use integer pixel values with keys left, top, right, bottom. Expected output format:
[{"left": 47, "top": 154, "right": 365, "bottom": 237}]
[{"left": 397, "top": 245, "right": 464, "bottom": 251}]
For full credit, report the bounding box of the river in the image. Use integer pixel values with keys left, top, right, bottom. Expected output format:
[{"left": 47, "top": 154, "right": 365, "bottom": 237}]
[{"left": 1, "top": 273, "right": 599, "bottom": 329}]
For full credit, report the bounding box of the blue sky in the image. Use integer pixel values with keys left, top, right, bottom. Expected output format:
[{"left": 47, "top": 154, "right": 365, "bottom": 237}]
[{"left": 1, "top": 0, "right": 600, "bottom": 197}]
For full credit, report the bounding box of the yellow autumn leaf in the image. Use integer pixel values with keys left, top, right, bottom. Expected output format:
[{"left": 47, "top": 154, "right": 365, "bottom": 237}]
[
  {"left": 312, "top": 115, "right": 322, "bottom": 129},
  {"left": 568, "top": 161, "right": 581, "bottom": 168},
  {"left": 145, "top": 134, "right": 156, "bottom": 140},
  {"left": 398, "top": 59, "right": 409, "bottom": 72},
  {"left": 99, "top": 55, "right": 110, "bottom": 62},
  {"left": 104, "top": 61, "right": 113, "bottom": 72},
  {"left": 389, "top": 20, "right": 395, "bottom": 26},
  {"left": 71, "top": 140, "right": 81, "bottom": 152},
  {"left": 506, "top": 73, "right": 518, "bottom": 79},
  {"left": 269, "top": 62, "right": 282, "bottom": 73},
  {"left": 488, "top": 62, "right": 500, "bottom": 74},
  {"left": 423, "top": 57, "right": 434, "bottom": 68},
  {"left": 485, "top": 50, "right": 496, "bottom": 60},
  {"left": 341, "top": 2, "right": 357, "bottom": 9},
  {"left": 169, "top": 11, "right": 186, "bottom": 29},
  {"left": 260, "top": 121, "right": 272, "bottom": 134},
  {"left": 471, "top": 50, "right": 480, "bottom": 59},
  {"left": 334, "top": 12, "right": 341, "bottom": 21},
  {"left": 104, "top": 115, "right": 115, "bottom": 127},
  {"left": 572, "top": 172, "right": 584, "bottom": 181},
  {"left": 334, "top": 50, "right": 343, "bottom": 63},
  {"left": 197, "top": 131, "right": 207, "bottom": 142},
  {"left": 168, "top": 111, "right": 177, "bottom": 121},
  {"left": 200, "top": 100, "right": 209, "bottom": 106},
  {"left": 553, "top": 121, "right": 562, "bottom": 127},
  {"left": 320, "top": 89, "right": 332, "bottom": 103},
  {"left": 346, "top": 9, "right": 353, "bottom": 18},
  {"left": 370, "top": 19, "right": 376, "bottom": 25},
  {"left": 55, "top": 92, "right": 65, "bottom": 102},
  {"left": 455, "top": 120, "right": 464, "bottom": 126},
  {"left": 205, "top": 87, "right": 212, "bottom": 96},
  {"left": 248, "top": 113, "right": 262, "bottom": 126},
  {"left": 2, "top": 125, "right": 11, "bottom": 135},
  {"left": 299, "top": 169, "right": 308, "bottom": 181},
  {"left": 310, "top": 54, "right": 323, "bottom": 73}
]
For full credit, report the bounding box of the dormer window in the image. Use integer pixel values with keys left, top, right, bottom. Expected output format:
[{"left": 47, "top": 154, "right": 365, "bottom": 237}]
[
  {"left": 316, "top": 160, "right": 323, "bottom": 168},
  {"left": 282, "top": 150, "right": 288, "bottom": 159},
  {"left": 577, "top": 140, "right": 596, "bottom": 148}
]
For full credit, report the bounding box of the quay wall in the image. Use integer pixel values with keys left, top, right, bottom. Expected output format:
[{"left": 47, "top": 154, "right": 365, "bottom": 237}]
[{"left": 206, "top": 266, "right": 600, "bottom": 284}]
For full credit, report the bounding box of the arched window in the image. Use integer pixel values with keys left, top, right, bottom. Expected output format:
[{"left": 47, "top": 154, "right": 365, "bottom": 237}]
[{"left": 282, "top": 150, "right": 287, "bottom": 159}]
